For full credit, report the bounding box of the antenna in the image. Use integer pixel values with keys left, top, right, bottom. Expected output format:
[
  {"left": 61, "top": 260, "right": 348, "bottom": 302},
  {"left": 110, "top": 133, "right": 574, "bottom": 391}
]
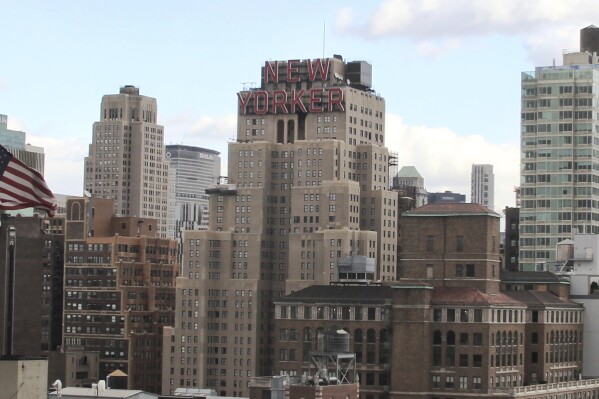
[{"left": 322, "top": 21, "right": 326, "bottom": 59}]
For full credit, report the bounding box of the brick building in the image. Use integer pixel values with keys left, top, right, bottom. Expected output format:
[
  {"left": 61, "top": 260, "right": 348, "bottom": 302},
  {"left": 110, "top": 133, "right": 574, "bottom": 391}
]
[{"left": 272, "top": 203, "right": 589, "bottom": 399}]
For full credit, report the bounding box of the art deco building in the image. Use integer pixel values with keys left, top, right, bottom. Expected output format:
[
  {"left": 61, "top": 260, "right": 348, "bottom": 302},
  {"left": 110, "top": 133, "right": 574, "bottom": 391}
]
[
  {"left": 84, "top": 86, "right": 169, "bottom": 237},
  {"left": 162, "top": 55, "right": 398, "bottom": 396},
  {"left": 520, "top": 26, "right": 599, "bottom": 270},
  {"left": 471, "top": 164, "right": 494, "bottom": 210},
  {"left": 63, "top": 196, "right": 178, "bottom": 393}
]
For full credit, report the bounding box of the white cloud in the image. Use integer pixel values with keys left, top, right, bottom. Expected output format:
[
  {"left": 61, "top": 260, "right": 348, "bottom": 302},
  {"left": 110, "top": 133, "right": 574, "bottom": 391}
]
[
  {"left": 336, "top": 0, "right": 599, "bottom": 63},
  {"left": 385, "top": 113, "right": 520, "bottom": 213},
  {"left": 28, "top": 135, "right": 88, "bottom": 196}
]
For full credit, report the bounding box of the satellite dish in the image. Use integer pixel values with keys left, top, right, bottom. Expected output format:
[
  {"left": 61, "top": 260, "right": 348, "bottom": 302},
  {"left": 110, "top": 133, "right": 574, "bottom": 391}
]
[
  {"left": 83, "top": 190, "right": 92, "bottom": 198},
  {"left": 52, "top": 380, "right": 62, "bottom": 397}
]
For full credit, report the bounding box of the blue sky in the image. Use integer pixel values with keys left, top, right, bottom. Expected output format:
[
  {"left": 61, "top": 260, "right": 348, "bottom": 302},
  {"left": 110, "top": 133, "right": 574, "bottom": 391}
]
[{"left": 1, "top": 0, "right": 598, "bottom": 214}]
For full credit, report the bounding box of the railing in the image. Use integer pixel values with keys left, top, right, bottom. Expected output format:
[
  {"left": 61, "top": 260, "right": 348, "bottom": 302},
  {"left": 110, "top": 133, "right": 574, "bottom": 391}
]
[{"left": 512, "top": 378, "right": 599, "bottom": 394}]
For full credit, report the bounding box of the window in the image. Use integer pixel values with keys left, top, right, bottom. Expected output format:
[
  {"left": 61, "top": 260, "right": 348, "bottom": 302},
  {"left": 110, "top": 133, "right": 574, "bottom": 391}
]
[
  {"left": 447, "top": 309, "right": 455, "bottom": 322},
  {"left": 456, "top": 235, "right": 464, "bottom": 251},
  {"left": 466, "top": 264, "right": 475, "bottom": 277},
  {"left": 426, "top": 236, "right": 434, "bottom": 252},
  {"left": 531, "top": 352, "right": 538, "bottom": 363},
  {"left": 531, "top": 332, "right": 538, "bottom": 344},
  {"left": 460, "top": 309, "right": 469, "bottom": 322},
  {"left": 459, "top": 376, "right": 468, "bottom": 389},
  {"left": 473, "top": 333, "right": 483, "bottom": 346},
  {"left": 459, "top": 333, "right": 468, "bottom": 345},
  {"left": 472, "top": 354, "right": 482, "bottom": 367},
  {"left": 459, "top": 354, "right": 468, "bottom": 367},
  {"left": 432, "top": 375, "right": 441, "bottom": 388},
  {"left": 433, "top": 309, "right": 442, "bottom": 321},
  {"left": 445, "top": 376, "right": 454, "bottom": 388},
  {"left": 472, "top": 377, "right": 482, "bottom": 389},
  {"left": 474, "top": 309, "right": 483, "bottom": 322},
  {"left": 455, "top": 264, "right": 463, "bottom": 277}
]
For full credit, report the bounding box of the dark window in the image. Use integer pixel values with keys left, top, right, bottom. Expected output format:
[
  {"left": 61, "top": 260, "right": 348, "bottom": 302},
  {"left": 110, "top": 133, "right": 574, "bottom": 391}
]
[
  {"left": 473, "top": 354, "right": 482, "bottom": 367},
  {"left": 459, "top": 333, "right": 468, "bottom": 345},
  {"left": 447, "top": 309, "right": 455, "bottom": 322},
  {"left": 460, "top": 309, "right": 469, "bottom": 322},
  {"left": 531, "top": 332, "right": 538, "bottom": 344},
  {"left": 474, "top": 309, "right": 483, "bottom": 322},
  {"left": 473, "top": 333, "right": 483, "bottom": 346},
  {"left": 433, "top": 308, "right": 442, "bottom": 321},
  {"left": 455, "top": 264, "right": 463, "bottom": 277},
  {"left": 531, "top": 352, "right": 538, "bottom": 363},
  {"left": 532, "top": 311, "right": 539, "bottom": 323},
  {"left": 466, "top": 264, "right": 475, "bottom": 277},
  {"left": 367, "top": 307, "right": 376, "bottom": 321},
  {"left": 459, "top": 354, "right": 468, "bottom": 367},
  {"left": 427, "top": 235, "right": 434, "bottom": 252},
  {"left": 456, "top": 235, "right": 464, "bottom": 251}
]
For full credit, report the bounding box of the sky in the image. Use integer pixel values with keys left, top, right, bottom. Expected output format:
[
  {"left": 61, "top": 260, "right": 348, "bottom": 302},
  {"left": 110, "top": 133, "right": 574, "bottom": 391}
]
[{"left": 2, "top": 0, "right": 599, "bottom": 221}]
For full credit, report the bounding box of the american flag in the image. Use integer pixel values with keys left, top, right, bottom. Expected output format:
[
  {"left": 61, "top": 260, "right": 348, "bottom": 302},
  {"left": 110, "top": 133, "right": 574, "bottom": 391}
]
[{"left": 0, "top": 145, "right": 57, "bottom": 217}]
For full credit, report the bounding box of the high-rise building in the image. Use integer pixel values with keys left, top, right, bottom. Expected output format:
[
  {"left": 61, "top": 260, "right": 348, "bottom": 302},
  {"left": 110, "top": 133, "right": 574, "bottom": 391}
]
[
  {"left": 392, "top": 165, "right": 427, "bottom": 207},
  {"left": 162, "top": 55, "right": 398, "bottom": 396},
  {"left": 471, "top": 164, "right": 494, "bottom": 210},
  {"left": 84, "top": 86, "right": 170, "bottom": 236},
  {"left": 165, "top": 145, "right": 221, "bottom": 240},
  {"left": 0, "top": 113, "right": 45, "bottom": 175},
  {"left": 520, "top": 26, "right": 599, "bottom": 270},
  {"left": 62, "top": 196, "right": 178, "bottom": 393}
]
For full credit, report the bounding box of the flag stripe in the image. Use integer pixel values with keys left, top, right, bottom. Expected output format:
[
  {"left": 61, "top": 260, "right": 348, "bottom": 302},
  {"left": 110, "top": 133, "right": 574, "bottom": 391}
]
[{"left": 0, "top": 145, "right": 56, "bottom": 217}]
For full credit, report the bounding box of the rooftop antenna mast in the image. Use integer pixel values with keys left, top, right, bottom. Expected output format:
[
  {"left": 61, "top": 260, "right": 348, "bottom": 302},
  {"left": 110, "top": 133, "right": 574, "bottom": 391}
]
[{"left": 322, "top": 21, "right": 326, "bottom": 59}]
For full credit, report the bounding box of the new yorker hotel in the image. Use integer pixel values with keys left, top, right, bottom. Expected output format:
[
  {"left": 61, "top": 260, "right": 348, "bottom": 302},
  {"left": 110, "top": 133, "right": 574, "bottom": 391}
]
[{"left": 162, "top": 56, "right": 398, "bottom": 395}]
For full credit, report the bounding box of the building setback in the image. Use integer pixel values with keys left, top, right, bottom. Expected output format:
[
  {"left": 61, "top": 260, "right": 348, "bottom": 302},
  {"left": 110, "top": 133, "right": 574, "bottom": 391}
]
[
  {"left": 62, "top": 197, "right": 178, "bottom": 393},
  {"left": 162, "top": 55, "right": 398, "bottom": 396},
  {"left": 84, "top": 86, "right": 170, "bottom": 237}
]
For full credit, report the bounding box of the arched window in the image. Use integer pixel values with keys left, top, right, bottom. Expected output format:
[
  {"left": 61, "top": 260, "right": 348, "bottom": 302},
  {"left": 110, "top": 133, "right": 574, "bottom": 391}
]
[{"left": 70, "top": 201, "right": 81, "bottom": 221}]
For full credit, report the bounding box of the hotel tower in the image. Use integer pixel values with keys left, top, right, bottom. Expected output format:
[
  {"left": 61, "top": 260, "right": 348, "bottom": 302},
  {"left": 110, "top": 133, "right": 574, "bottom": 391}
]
[{"left": 162, "top": 56, "right": 398, "bottom": 395}]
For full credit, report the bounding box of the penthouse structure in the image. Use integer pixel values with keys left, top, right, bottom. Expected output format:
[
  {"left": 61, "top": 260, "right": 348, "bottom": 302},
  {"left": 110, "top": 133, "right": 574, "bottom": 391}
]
[{"left": 162, "top": 55, "right": 398, "bottom": 396}]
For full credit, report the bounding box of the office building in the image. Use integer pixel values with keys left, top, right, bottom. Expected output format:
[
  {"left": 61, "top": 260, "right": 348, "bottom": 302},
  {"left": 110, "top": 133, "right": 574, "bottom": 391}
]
[
  {"left": 520, "top": 26, "right": 599, "bottom": 270},
  {"left": 427, "top": 190, "right": 466, "bottom": 204},
  {"left": 62, "top": 196, "right": 178, "bottom": 393},
  {"left": 504, "top": 207, "right": 520, "bottom": 271},
  {"left": 165, "top": 145, "right": 221, "bottom": 240},
  {"left": 83, "top": 86, "right": 170, "bottom": 236},
  {"left": 471, "top": 164, "right": 494, "bottom": 210},
  {"left": 392, "top": 165, "right": 427, "bottom": 207},
  {"left": 0, "top": 215, "right": 63, "bottom": 357},
  {"left": 162, "top": 55, "right": 398, "bottom": 396}
]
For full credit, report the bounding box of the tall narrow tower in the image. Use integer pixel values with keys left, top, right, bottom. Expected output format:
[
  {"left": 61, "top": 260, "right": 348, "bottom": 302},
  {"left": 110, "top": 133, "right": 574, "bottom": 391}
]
[
  {"left": 84, "top": 86, "right": 169, "bottom": 236},
  {"left": 520, "top": 26, "right": 599, "bottom": 270},
  {"left": 471, "top": 164, "right": 494, "bottom": 210},
  {"left": 162, "top": 56, "right": 398, "bottom": 396}
]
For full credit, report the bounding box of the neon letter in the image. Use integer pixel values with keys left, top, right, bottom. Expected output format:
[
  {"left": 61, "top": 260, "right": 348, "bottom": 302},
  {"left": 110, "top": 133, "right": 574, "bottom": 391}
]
[
  {"left": 272, "top": 90, "right": 288, "bottom": 114},
  {"left": 287, "top": 60, "right": 300, "bottom": 83},
  {"left": 264, "top": 61, "right": 278, "bottom": 84},
  {"left": 309, "top": 89, "right": 324, "bottom": 112},
  {"left": 238, "top": 92, "right": 253, "bottom": 115},
  {"left": 254, "top": 91, "right": 268, "bottom": 115},
  {"left": 308, "top": 58, "right": 330, "bottom": 81},
  {"left": 290, "top": 90, "right": 307, "bottom": 113},
  {"left": 328, "top": 88, "right": 344, "bottom": 112}
]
